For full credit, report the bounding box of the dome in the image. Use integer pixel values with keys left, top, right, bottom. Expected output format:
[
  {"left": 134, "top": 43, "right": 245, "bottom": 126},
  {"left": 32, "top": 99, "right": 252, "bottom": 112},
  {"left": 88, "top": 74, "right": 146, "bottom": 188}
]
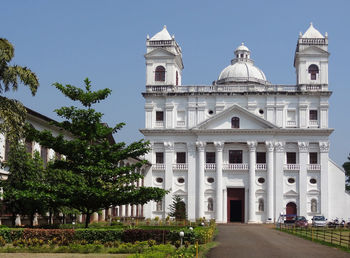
[{"left": 217, "top": 43, "right": 268, "bottom": 85}]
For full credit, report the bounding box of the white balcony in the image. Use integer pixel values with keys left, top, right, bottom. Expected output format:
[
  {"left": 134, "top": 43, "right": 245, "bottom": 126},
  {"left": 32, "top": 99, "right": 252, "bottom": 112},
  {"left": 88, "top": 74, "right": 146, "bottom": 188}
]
[
  {"left": 155, "top": 121, "right": 164, "bottom": 127},
  {"left": 309, "top": 120, "right": 319, "bottom": 127},
  {"left": 205, "top": 163, "right": 216, "bottom": 170},
  {"left": 152, "top": 164, "right": 165, "bottom": 170},
  {"left": 286, "top": 120, "right": 297, "bottom": 127},
  {"left": 284, "top": 164, "right": 300, "bottom": 171},
  {"left": 307, "top": 164, "right": 321, "bottom": 171},
  {"left": 223, "top": 163, "right": 249, "bottom": 171},
  {"left": 176, "top": 121, "right": 186, "bottom": 127},
  {"left": 173, "top": 163, "right": 188, "bottom": 170},
  {"left": 255, "top": 163, "right": 267, "bottom": 170}
]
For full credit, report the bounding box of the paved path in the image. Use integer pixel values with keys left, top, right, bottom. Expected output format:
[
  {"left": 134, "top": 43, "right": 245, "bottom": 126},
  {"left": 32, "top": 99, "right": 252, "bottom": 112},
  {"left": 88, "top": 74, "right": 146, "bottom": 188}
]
[{"left": 207, "top": 224, "right": 350, "bottom": 258}]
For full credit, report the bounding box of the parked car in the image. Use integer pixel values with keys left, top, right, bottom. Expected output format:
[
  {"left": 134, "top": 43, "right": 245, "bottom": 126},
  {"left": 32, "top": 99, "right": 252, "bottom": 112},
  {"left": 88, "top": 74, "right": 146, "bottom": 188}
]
[
  {"left": 311, "top": 215, "right": 327, "bottom": 227},
  {"left": 283, "top": 214, "right": 296, "bottom": 224},
  {"left": 295, "top": 216, "right": 308, "bottom": 227}
]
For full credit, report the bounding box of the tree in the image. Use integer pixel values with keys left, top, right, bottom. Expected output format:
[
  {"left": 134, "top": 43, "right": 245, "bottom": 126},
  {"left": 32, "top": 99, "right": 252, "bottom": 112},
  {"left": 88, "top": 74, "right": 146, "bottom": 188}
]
[
  {"left": 0, "top": 143, "right": 48, "bottom": 226},
  {"left": 0, "top": 38, "right": 39, "bottom": 141},
  {"left": 26, "top": 78, "right": 167, "bottom": 228},
  {"left": 168, "top": 195, "right": 187, "bottom": 220},
  {"left": 343, "top": 155, "right": 350, "bottom": 191}
]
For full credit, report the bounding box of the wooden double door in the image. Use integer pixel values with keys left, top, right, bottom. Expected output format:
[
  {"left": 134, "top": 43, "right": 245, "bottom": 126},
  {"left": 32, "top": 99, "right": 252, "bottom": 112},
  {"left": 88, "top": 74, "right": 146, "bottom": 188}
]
[{"left": 227, "top": 188, "right": 245, "bottom": 223}]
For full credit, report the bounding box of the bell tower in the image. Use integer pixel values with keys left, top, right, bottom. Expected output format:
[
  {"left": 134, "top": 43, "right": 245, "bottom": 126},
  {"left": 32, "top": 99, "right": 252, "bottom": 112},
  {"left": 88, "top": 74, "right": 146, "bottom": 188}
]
[
  {"left": 294, "top": 23, "right": 329, "bottom": 86},
  {"left": 145, "top": 26, "right": 183, "bottom": 86}
]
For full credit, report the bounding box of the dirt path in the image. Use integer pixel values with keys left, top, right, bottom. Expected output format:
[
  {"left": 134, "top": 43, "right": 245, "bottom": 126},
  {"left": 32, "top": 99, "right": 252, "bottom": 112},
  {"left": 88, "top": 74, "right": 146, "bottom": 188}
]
[
  {"left": 0, "top": 254, "right": 128, "bottom": 258},
  {"left": 207, "top": 224, "right": 350, "bottom": 258}
]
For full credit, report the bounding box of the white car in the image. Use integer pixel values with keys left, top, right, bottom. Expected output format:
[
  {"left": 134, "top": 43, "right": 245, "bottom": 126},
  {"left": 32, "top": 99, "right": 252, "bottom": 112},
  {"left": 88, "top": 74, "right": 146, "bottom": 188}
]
[{"left": 312, "top": 216, "right": 327, "bottom": 227}]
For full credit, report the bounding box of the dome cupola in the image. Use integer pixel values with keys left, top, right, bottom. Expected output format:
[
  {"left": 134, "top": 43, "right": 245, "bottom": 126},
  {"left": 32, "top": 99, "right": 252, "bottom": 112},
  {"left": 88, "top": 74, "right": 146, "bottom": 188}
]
[{"left": 216, "top": 43, "right": 269, "bottom": 85}]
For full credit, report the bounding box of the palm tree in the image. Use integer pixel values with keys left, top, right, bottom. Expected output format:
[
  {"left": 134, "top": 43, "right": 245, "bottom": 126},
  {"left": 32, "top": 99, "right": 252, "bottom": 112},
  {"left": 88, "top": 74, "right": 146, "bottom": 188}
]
[{"left": 0, "top": 38, "right": 39, "bottom": 140}]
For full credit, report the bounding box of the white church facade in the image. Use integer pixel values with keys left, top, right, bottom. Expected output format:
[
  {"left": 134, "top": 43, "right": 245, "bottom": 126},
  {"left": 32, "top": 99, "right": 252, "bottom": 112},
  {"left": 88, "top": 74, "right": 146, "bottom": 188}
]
[{"left": 141, "top": 24, "right": 350, "bottom": 223}]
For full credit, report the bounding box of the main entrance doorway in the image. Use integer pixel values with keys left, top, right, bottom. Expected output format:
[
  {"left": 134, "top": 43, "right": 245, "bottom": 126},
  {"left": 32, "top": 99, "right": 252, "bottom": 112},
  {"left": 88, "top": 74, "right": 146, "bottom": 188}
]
[
  {"left": 286, "top": 202, "right": 297, "bottom": 220},
  {"left": 227, "top": 188, "right": 245, "bottom": 222}
]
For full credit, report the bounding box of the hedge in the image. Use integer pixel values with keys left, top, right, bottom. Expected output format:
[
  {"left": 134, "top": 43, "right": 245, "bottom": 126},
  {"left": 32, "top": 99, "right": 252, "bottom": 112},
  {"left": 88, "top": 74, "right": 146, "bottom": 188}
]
[{"left": 0, "top": 225, "right": 214, "bottom": 244}]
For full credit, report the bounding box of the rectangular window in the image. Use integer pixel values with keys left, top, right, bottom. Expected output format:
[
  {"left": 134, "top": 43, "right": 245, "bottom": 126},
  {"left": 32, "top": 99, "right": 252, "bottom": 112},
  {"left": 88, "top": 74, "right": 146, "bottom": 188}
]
[
  {"left": 156, "top": 111, "right": 164, "bottom": 121},
  {"left": 156, "top": 152, "right": 164, "bottom": 164},
  {"left": 41, "top": 146, "right": 48, "bottom": 166},
  {"left": 309, "top": 152, "right": 318, "bottom": 164},
  {"left": 256, "top": 152, "right": 266, "bottom": 163},
  {"left": 229, "top": 150, "right": 242, "bottom": 164},
  {"left": 4, "top": 138, "right": 10, "bottom": 161},
  {"left": 206, "top": 152, "right": 216, "bottom": 163},
  {"left": 309, "top": 110, "right": 318, "bottom": 121},
  {"left": 286, "top": 152, "right": 297, "bottom": 164},
  {"left": 176, "top": 152, "right": 186, "bottom": 163},
  {"left": 25, "top": 140, "right": 32, "bottom": 154}
]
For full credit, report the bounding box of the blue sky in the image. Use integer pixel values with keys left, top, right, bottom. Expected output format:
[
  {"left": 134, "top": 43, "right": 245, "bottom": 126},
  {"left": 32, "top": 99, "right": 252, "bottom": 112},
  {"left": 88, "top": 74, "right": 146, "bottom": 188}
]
[{"left": 1, "top": 0, "right": 350, "bottom": 165}]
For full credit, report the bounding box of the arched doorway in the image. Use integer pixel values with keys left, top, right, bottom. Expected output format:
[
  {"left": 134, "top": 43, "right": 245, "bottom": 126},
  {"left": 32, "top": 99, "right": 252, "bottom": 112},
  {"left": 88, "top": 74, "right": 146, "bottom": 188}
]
[{"left": 286, "top": 202, "right": 297, "bottom": 220}]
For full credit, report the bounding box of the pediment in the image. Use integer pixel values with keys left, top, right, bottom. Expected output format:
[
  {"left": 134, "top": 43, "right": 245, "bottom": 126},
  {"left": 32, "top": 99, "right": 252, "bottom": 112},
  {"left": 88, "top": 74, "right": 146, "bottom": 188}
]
[
  {"left": 284, "top": 190, "right": 298, "bottom": 197},
  {"left": 307, "top": 189, "right": 320, "bottom": 195},
  {"left": 193, "top": 104, "right": 278, "bottom": 130},
  {"left": 299, "top": 46, "right": 329, "bottom": 55},
  {"left": 173, "top": 189, "right": 186, "bottom": 196},
  {"left": 144, "top": 48, "right": 175, "bottom": 58}
]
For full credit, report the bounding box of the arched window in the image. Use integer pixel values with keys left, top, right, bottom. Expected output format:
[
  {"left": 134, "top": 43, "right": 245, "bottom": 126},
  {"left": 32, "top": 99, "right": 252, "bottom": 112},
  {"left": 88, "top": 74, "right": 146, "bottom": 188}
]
[
  {"left": 176, "top": 71, "right": 179, "bottom": 86},
  {"left": 155, "top": 66, "right": 165, "bottom": 81},
  {"left": 208, "top": 198, "right": 214, "bottom": 211},
  {"left": 156, "top": 200, "right": 163, "bottom": 211},
  {"left": 258, "top": 198, "right": 264, "bottom": 212},
  {"left": 231, "top": 117, "right": 240, "bottom": 128},
  {"left": 308, "top": 64, "right": 319, "bottom": 80},
  {"left": 311, "top": 199, "right": 317, "bottom": 213}
]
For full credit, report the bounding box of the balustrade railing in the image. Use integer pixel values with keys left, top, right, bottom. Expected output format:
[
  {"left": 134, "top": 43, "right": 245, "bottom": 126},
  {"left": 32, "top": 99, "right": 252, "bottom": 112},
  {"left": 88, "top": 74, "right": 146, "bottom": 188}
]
[
  {"left": 284, "top": 164, "right": 300, "bottom": 171},
  {"left": 173, "top": 163, "right": 188, "bottom": 170},
  {"left": 307, "top": 164, "right": 321, "bottom": 170},
  {"left": 152, "top": 164, "right": 165, "bottom": 170},
  {"left": 223, "top": 163, "right": 249, "bottom": 170},
  {"left": 309, "top": 120, "right": 319, "bottom": 126},
  {"left": 205, "top": 163, "right": 216, "bottom": 170},
  {"left": 155, "top": 121, "right": 164, "bottom": 127},
  {"left": 256, "top": 163, "right": 267, "bottom": 170}
]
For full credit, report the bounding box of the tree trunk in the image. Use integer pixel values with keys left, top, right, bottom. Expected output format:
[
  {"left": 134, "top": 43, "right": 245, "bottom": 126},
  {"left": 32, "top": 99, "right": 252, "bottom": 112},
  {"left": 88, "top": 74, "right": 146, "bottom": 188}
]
[
  {"left": 11, "top": 212, "right": 16, "bottom": 227},
  {"left": 29, "top": 213, "right": 34, "bottom": 227},
  {"left": 85, "top": 212, "right": 91, "bottom": 228},
  {"left": 48, "top": 211, "right": 52, "bottom": 225}
]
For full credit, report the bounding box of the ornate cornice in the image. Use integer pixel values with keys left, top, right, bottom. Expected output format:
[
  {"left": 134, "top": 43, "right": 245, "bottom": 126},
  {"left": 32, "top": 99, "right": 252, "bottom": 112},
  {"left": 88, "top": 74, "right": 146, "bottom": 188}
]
[
  {"left": 298, "top": 141, "right": 309, "bottom": 153},
  {"left": 274, "top": 141, "right": 285, "bottom": 152},
  {"left": 319, "top": 141, "right": 330, "bottom": 153},
  {"left": 214, "top": 141, "right": 224, "bottom": 152},
  {"left": 247, "top": 141, "right": 257, "bottom": 152}
]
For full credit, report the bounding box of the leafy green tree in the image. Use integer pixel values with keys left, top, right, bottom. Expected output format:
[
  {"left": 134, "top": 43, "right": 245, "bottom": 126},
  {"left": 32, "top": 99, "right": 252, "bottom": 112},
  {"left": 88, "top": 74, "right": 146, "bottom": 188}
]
[
  {"left": 0, "top": 143, "right": 47, "bottom": 226},
  {"left": 27, "top": 78, "right": 167, "bottom": 228},
  {"left": 168, "top": 195, "right": 187, "bottom": 220},
  {"left": 343, "top": 155, "right": 350, "bottom": 191},
  {"left": 0, "top": 38, "right": 39, "bottom": 141}
]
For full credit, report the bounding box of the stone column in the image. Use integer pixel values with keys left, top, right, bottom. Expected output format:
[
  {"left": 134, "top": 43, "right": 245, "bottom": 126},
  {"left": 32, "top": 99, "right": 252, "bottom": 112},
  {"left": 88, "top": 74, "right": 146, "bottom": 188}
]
[
  {"left": 265, "top": 141, "right": 274, "bottom": 223},
  {"left": 33, "top": 213, "right": 39, "bottom": 226},
  {"left": 274, "top": 142, "right": 285, "bottom": 219},
  {"left": 196, "top": 141, "right": 206, "bottom": 219},
  {"left": 164, "top": 142, "right": 174, "bottom": 215},
  {"left": 319, "top": 141, "right": 329, "bottom": 218},
  {"left": 298, "top": 142, "right": 309, "bottom": 216},
  {"left": 15, "top": 215, "right": 21, "bottom": 226},
  {"left": 187, "top": 142, "right": 196, "bottom": 221},
  {"left": 247, "top": 141, "right": 257, "bottom": 223},
  {"left": 223, "top": 188, "right": 227, "bottom": 223},
  {"left": 214, "top": 141, "right": 224, "bottom": 223},
  {"left": 92, "top": 212, "right": 99, "bottom": 222},
  {"left": 78, "top": 214, "right": 83, "bottom": 223},
  {"left": 121, "top": 205, "right": 126, "bottom": 217},
  {"left": 100, "top": 209, "right": 106, "bottom": 221}
]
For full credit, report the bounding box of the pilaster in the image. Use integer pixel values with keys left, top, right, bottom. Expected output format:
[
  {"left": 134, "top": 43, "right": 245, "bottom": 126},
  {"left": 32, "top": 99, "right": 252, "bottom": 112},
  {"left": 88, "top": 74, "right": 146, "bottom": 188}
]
[
  {"left": 274, "top": 141, "right": 285, "bottom": 218},
  {"left": 319, "top": 141, "right": 329, "bottom": 218},
  {"left": 214, "top": 141, "right": 224, "bottom": 223},
  {"left": 247, "top": 141, "right": 257, "bottom": 223},
  {"left": 187, "top": 142, "right": 196, "bottom": 221},
  {"left": 298, "top": 141, "right": 309, "bottom": 217},
  {"left": 265, "top": 141, "right": 274, "bottom": 222},
  {"left": 164, "top": 141, "right": 174, "bottom": 215},
  {"left": 196, "top": 141, "right": 206, "bottom": 218}
]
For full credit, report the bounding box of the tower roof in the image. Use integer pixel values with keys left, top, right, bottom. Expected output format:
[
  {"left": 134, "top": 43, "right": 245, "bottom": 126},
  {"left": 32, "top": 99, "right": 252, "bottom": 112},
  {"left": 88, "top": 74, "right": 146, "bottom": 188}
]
[
  {"left": 302, "top": 23, "right": 324, "bottom": 38},
  {"left": 150, "top": 25, "right": 172, "bottom": 40}
]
